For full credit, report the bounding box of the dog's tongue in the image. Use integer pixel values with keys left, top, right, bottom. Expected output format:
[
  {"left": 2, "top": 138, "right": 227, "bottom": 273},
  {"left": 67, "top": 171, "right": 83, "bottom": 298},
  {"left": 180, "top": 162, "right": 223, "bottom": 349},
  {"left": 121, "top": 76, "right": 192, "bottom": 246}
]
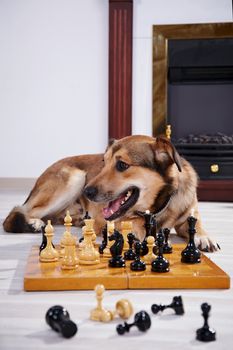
[{"left": 103, "top": 193, "right": 125, "bottom": 219}]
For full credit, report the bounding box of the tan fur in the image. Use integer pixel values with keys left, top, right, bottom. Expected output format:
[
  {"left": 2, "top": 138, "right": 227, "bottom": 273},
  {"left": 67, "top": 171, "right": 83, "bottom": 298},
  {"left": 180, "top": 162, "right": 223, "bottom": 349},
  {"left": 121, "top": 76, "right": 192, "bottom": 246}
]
[{"left": 3, "top": 135, "right": 219, "bottom": 251}]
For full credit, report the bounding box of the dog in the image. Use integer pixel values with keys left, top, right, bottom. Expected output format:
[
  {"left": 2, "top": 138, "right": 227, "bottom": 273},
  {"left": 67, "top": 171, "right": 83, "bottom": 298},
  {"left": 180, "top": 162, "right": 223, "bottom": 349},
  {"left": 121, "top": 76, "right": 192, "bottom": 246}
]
[{"left": 3, "top": 135, "right": 219, "bottom": 252}]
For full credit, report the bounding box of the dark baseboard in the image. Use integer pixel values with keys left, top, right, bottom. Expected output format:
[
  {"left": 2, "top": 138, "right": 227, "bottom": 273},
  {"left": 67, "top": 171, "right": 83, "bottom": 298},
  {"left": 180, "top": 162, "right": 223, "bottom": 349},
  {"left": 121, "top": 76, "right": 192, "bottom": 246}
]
[{"left": 198, "top": 180, "right": 233, "bottom": 201}]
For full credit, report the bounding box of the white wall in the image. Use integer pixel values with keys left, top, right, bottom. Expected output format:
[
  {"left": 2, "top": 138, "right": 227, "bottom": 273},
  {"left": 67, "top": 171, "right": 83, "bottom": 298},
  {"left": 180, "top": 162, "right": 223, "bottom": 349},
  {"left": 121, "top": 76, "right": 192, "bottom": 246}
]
[
  {"left": 0, "top": 0, "right": 108, "bottom": 177},
  {"left": 132, "top": 0, "right": 233, "bottom": 136},
  {"left": 0, "top": 0, "right": 232, "bottom": 178}
]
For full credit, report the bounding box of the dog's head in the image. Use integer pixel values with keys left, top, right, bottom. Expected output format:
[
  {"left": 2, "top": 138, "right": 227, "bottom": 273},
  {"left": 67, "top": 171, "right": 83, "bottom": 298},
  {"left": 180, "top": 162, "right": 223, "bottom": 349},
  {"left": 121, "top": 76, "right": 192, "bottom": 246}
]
[{"left": 83, "top": 135, "right": 182, "bottom": 221}]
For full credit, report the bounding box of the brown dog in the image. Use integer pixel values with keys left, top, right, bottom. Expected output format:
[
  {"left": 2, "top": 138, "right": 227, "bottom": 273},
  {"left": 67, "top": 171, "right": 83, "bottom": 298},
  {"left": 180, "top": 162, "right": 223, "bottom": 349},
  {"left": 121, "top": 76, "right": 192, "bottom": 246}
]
[{"left": 3, "top": 135, "right": 218, "bottom": 251}]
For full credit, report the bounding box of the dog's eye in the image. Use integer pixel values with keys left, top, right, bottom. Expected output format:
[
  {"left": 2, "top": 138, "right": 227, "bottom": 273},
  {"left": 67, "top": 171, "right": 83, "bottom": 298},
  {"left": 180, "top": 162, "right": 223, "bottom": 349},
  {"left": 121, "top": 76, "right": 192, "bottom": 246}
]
[{"left": 116, "top": 160, "right": 129, "bottom": 172}]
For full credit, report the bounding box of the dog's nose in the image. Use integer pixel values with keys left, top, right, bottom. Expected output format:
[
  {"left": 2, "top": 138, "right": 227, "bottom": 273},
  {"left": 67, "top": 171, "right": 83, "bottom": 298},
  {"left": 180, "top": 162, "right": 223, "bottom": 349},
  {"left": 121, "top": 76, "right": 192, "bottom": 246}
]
[{"left": 83, "top": 186, "right": 98, "bottom": 200}]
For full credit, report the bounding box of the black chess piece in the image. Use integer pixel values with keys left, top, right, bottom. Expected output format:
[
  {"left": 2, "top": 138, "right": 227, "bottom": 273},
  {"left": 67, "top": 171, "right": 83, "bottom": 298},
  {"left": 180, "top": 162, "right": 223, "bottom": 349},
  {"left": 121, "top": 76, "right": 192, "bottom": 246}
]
[
  {"left": 130, "top": 241, "right": 146, "bottom": 271},
  {"left": 108, "top": 229, "right": 125, "bottom": 267},
  {"left": 196, "top": 303, "right": 216, "bottom": 342},
  {"left": 181, "top": 216, "right": 201, "bottom": 264},
  {"left": 124, "top": 233, "right": 137, "bottom": 260},
  {"left": 151, "top": 296, "right": 184, "bottom": 315},
  {"left": 136, "top": 210, "right": 157, "bottom": 256},
  {"left": 151, "top": 232, "right": 170, "bottom": 273},
  {"left": 99, "top": 225, "right": 108, "bottom": 254},
  {"left": 46, "top": 305, "right": 78, "bottom": 338},
  {"left": 116, "top": 311, "right": 151, "bottom": 335},
  {"left": 39, "top": 225, "right": 54, "bottom": 254},
  {"left": 163, "top": 228, "right": 173, "bottom": 254}
]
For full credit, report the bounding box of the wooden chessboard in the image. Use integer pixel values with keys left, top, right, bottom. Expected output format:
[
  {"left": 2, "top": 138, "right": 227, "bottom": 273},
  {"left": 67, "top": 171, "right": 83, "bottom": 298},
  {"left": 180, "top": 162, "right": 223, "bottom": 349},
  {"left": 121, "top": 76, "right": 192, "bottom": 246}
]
[{"left": 24, "top": 244, "right": 230, "bottom": 291}]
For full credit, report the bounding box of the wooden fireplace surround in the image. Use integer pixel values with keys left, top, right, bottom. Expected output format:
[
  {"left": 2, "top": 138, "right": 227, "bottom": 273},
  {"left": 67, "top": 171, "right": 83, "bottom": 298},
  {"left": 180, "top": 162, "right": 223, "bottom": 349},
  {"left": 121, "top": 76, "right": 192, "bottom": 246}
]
[{"left": 108, "top": 2, "right": 233, "bottom": 201}]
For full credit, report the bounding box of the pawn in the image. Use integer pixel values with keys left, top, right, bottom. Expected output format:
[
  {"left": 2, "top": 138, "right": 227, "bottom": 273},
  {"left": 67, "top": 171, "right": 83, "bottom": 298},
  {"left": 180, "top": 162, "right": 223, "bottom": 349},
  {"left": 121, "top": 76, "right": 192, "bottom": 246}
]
[
  {"left": 181, "top": 215, "right": 201, "bottom": 264},
  {"left": 163, "top": 228, "right": 173, "bottom": 254},
  {"left": 46, "top": 305, "right": 78, "bottom": 338},
  {"left": 196, "top": 303, "right": 216, "bottom": 342},
  {"left": 143, "top": 236, "right": 156, "bottom": 265},
  {"left": 130, "top": 242, "right": 146, "bottom": 271},
  {"left": 61, "top": 234, "right": 78, "bottom": 270},
  {"left": 90, "top": 284, "right": 133, "bottom": 322},
  {"left": 151, "top": 232, "right": 170, "bottom": 273},
  {"left": 79, "top": 219, "right": 100, "bottom": 265},
  {"left": 40, "top": 220, "right": 59, "bottom": 262},
  {"left": 116, "top": 310, "right": 151, "bottom": 335},
  {"left": 151, "top": 296, "right": 184, "bottom": 315},
  {"left": 124, "top": 233, "right": 137, "bottom": 260},
  {"left": 99, "top": 225, "right": 108, "bottom": 254}
]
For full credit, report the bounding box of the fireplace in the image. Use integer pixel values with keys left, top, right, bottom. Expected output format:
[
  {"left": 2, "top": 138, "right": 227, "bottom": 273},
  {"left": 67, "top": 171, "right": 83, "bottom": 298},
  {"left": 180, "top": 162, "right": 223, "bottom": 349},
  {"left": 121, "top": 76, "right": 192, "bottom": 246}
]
[{"left": 153, "top": 23, "right": 233, "bottom": 201}]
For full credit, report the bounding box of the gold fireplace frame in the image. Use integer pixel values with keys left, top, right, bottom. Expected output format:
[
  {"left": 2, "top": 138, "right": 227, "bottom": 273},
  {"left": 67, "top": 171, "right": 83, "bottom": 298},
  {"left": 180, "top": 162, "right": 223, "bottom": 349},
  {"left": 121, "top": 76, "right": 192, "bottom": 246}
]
[{"left": 152, "top": 22, "right": 233, "bottom": 137}]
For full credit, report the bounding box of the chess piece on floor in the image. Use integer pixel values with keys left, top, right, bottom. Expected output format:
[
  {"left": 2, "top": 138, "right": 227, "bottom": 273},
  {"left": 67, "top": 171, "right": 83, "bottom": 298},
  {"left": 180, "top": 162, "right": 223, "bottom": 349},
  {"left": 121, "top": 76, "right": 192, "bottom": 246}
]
[
  {"left": 46, "top": 305, "right": 78, "bottom": 338},
  {"left": 103, "top": 221, "right": 115, "bottom": 258},
  {"left": 121, "top": 221, "right": 133, "bottom": 251},
  {"left": 40, "top": 220, "right": 59, "bottom": 262},
  {"left": 143, "top": 236, "right": 156, "bottom": 265},
  {"left": 79, "top": 219, "right": 100, "bottom": 265},
  {"left": 124, "top": 233, "right": 137, "bottom": 260},
  {"left": 196, "top": 303, "right": 216, "bottom": 342},
  {"left": 181, "top": 215, "right": 201, "bottom": 264},
  {"left": 99, "top": 225, "right": 108, "bottom": 254},
  {"left": 61, "top": 233, "right": 78, "bottom": 270},
  {"left": 108, "top": 229, "right": 125, "bottom": 267},
  {"left": 90, "top": 284, "right": 133, "bottom": 322},
  {"left": 163, "top": 228, "right": 173, "bottom": 254},
  {"left": 151, "top": 296, "right": 184, "bottom": 315},
  {"left": 130, "top": 241, "right": 146, "bottom": 271},
  {"left": 151, "top": 232, "right": 170, "bottom": 272},
  {"left": 116, "top": 311, "right": 151, "bottom": 335}
]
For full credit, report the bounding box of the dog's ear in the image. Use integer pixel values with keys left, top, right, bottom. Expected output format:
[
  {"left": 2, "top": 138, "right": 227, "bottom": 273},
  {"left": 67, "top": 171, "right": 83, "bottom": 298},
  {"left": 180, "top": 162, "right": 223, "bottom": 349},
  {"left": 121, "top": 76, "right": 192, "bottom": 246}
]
[
  {"left": 151, "top": 136, "right": 182, "bottom": 172},
  {"left": 105, "top": 138, "right": 117, "bottom": 152}
]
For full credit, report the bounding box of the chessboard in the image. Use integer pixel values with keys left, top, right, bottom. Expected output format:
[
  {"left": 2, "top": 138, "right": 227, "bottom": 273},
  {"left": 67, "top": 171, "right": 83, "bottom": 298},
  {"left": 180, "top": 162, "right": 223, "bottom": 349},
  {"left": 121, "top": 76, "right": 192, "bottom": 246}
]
[{"left": 24, "top": 243, "right": 230, "bottom": 291}]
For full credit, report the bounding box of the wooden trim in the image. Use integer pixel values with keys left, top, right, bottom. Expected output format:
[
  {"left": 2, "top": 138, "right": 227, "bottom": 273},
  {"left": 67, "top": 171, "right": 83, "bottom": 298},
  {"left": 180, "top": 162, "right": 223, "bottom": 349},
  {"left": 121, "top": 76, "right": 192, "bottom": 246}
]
[
  {"left": 108, "top": 0, "right": 133, "bottom": 139},
  {"left": 198, "top": 180, "right": 233, "bottom": 201},
  {"left": 152, "top": 22, "right": 233, "bottom": 136}
]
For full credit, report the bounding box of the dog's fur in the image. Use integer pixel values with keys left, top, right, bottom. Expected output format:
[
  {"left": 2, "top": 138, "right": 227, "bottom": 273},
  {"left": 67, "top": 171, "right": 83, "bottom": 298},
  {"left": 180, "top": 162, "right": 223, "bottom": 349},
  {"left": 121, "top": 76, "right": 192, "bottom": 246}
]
[{"left": 3, "top": 135, "right": 219, "bottom": 251}]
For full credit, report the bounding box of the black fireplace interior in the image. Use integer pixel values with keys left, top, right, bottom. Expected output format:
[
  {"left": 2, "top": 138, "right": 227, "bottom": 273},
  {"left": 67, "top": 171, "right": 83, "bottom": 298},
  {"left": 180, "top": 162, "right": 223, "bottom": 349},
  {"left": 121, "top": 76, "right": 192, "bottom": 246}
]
[{"left": 167, "top": 38, "right": 233, "bottom": 180}]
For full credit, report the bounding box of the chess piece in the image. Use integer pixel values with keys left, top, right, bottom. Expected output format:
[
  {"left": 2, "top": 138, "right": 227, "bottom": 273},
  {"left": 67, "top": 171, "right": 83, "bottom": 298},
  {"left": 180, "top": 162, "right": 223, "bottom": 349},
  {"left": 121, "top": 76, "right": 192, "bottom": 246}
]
[
  {"left": 39, "top": 225, "right": 51, "bottom": 253},
  {"left": 163, "top": 228, "right": 173, "bottom": 254},
  {"left": 137, "top": 210, "right": 157, "bottom": 255},
  {"left": 121, "top": 221, "right": 133, "bottom": 251},
  {"left": 151, "top": 296, "right": 184, "bottom": 315},
  {"left": 90, "top": 284, "right": 133, "bottom": 322},
  {"left": 181, "top": 215, "right": 201, "bottom": 264},
  {"left": 124, "top": 233, "right": 137, "bottom": 260},
  {"left": 60, "top": 211, "right": 74, "bottom": 258},
  {"left": 61, "top": 234, "right": 78, "bottom": 270},
  {"left": 130, "top": 241, "right": 146, "bottom": 271},
  {"left": 143, "top": 236, "right": 156, "bottom": 265},
  {"left": 151, "top": 232, "right": 170, "bottom": 272},
  {"left": 79, "top": 219, "right": 100, "bottom": 265},
  {"left": 108, "top": 229, "right": 125, "bottom": 267},
  {"left": 196, "top": 303, "right": 216, "bottom": 342},
  {"left": 103, "top": 221, "right": 115, "bottom": 258},
  {"left": 46, "top": 305, "right": 78, "bottom": 338},
  {"left": 40, "top": 220, "right": 59, "bottom": 262},
  {"left": 99, "top": 225, "right": 108, "bottom": 254},
  {"left": 116, "top": 311, "right": 151, "bottom": 335}
]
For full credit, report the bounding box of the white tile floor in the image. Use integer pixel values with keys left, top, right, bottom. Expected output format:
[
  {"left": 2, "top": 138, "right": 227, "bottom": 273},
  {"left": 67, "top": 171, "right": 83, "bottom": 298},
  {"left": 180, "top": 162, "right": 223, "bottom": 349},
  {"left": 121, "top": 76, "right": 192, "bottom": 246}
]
[{"left": 0, "top": 189, "right": 233, "bottom": 350}]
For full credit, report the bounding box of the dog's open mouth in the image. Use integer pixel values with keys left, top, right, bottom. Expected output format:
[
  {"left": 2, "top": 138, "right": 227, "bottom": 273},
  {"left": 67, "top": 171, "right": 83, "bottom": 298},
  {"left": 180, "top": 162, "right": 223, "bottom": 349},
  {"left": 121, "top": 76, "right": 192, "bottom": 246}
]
[{"left": 102, "top": 187, "right": 140, "bottom": 221}]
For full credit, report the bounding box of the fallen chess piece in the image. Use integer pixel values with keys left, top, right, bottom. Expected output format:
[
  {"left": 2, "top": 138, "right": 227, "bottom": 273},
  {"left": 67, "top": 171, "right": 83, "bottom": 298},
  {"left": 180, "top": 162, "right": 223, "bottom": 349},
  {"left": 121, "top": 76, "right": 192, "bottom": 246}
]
[
  {"left": 46, "top": 305, "right": 78, "bottom": 338},
  {"left": 196, "top": 303, "right": 216, "bottom": 342},
  {"left": 116, "top": 310, "right": 151, "bottom": 335},
  {"left": 181, "top": 215, "right": 201, "bottom": 264},
  {"left": 90, "top": 284, "right": 133, "bottom": 322},
  {"left": 151, "top": 296, "right": 184, "bottom": 315},
  {"left": 151, "top": 231, "right": 170, "bottom": 273}
]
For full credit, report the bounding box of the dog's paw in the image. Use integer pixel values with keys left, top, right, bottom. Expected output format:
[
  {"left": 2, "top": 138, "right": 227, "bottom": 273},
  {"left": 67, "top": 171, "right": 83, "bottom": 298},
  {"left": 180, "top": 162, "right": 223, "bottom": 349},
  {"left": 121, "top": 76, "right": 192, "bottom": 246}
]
[
  {"left": 28, "top": 218, "right": 45, "bottom": 233},
  {"left": 195, "top": 235, "right": 220, "bottom": 252}
]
